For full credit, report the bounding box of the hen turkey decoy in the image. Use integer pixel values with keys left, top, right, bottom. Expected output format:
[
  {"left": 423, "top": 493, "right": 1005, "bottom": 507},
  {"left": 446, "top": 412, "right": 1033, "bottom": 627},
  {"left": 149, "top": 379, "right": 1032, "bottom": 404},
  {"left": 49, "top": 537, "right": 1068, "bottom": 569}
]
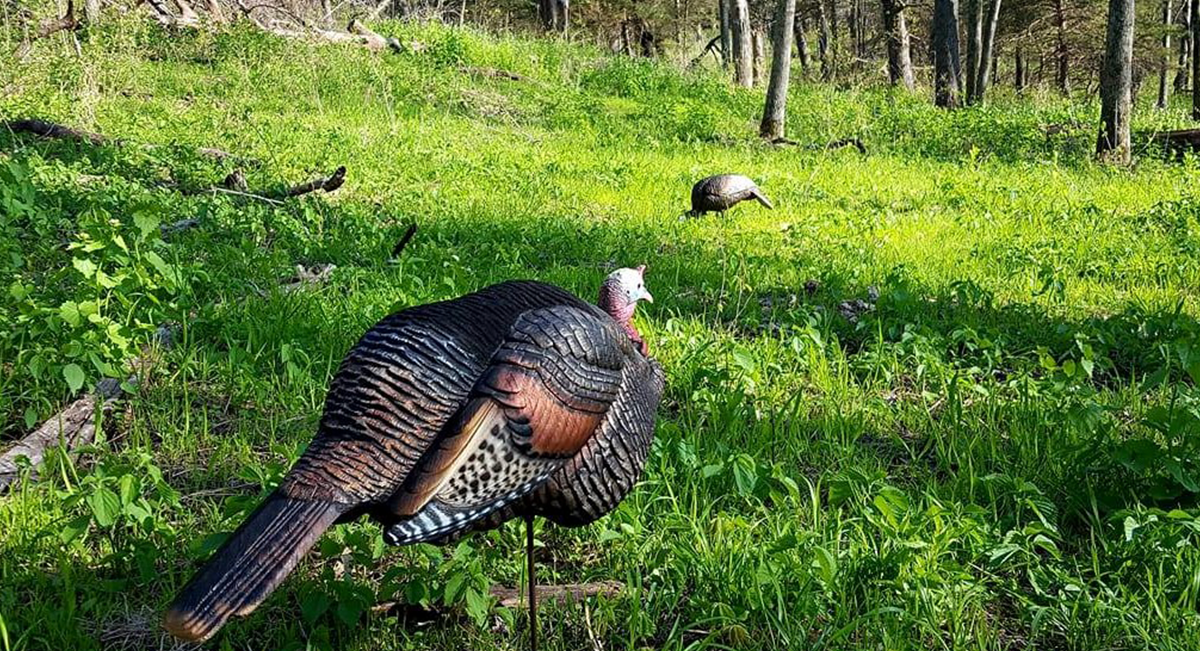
[
  {"left": 688, "top": 174, "right": 774, "bottom": 217},
  {"left": 164, "top": 267, "right": 664, "bottom": 645}
]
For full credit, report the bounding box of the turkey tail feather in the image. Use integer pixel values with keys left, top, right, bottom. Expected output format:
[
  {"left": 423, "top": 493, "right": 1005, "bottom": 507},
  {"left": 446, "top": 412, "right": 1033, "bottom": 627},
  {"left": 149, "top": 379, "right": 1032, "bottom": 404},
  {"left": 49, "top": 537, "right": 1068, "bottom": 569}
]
[
  {"left": 163, "top": 494, "right": 347, "bottom": 642},
  {"left": 751, "top": 188, "right": 774, "bottom": 209}
]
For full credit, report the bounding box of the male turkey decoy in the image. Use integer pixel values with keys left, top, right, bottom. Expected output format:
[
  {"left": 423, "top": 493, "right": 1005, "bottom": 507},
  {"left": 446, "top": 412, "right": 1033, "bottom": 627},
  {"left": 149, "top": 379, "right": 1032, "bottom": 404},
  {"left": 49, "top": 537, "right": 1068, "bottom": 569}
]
[
  {"left": 164, "top": 267, "right": 664, "bottom": 645},
  {"left": 688, "top": 174, "right": 774, "bottom": 217}
]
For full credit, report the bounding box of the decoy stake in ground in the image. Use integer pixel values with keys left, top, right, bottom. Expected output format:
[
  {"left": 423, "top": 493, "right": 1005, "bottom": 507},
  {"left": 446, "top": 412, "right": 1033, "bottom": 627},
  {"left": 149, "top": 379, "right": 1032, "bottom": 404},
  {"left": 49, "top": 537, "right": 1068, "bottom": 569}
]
[{"left": 164, "top": 267, "right": 665, "bottom": 645}]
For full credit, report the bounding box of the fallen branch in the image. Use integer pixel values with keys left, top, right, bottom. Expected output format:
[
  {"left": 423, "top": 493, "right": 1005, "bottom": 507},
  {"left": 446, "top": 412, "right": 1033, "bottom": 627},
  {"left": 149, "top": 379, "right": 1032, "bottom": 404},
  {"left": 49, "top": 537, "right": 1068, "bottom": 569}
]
[
  {"left": 3, "top": 117, "right": 104, "bottom": 145},
  {"left": 347, "top": 19, "right": 402, "bottom": 52},
  {"left": 458, "top": 66, "right": 529, "bottom": 82},
  {"left": 4, "top": 118, "right": 259, "bottom": 165},
  {"left": 826, "top": 137, "right": 868, "bottom": 154},
  {"left": 13, "top": 0, "right": 79, "bottom": 61},
  {"left": 688, "top": 34, "right": 722, "bottom": 68},
  {"left": 0, "top": 326, "right": 176, "bottom": 492},
  {"left": 284, "top": 165, "right": 345, "bottom": 197},
  {"left": 1152, "top": 128, "right": 1200, "bottom": 156},
  {"left": 390, "top": 222, "right": 418, "bottom": 259}
]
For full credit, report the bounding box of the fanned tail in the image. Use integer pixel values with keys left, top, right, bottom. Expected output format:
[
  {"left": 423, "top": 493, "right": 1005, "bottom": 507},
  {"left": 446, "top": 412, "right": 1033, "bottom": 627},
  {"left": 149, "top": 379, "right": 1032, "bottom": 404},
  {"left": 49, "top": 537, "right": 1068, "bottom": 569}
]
[
  {"left": 163, "top": 494, "right": 348, "bottom": 642},
  {"left": 751, "top": 188, "right": 774, "bottom": 209}
]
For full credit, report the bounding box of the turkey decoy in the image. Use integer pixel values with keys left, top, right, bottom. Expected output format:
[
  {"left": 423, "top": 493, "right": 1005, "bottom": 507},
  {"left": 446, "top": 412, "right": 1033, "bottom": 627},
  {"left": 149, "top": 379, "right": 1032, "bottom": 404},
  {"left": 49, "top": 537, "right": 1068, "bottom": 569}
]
[
  {"left": 687, "top": 174, "right": 774, "bottom": 217},
  {"left": 164, "top": 268, "right": 664, "bottom": 647}
]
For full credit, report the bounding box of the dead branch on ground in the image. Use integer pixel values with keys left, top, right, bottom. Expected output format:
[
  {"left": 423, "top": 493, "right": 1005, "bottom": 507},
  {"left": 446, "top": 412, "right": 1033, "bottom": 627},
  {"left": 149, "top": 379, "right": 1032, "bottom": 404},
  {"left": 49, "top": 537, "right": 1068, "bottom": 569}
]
[
  {"left": 390, "top": 222, "right": 418, "bottom": 259},
  {"left": 3, "top": 118, "right": 255, "bottom": 165},
  {"left": 0, "top": 326, "right": 176, "bottom": 492},
  {"left": 13, "top": 0, "right": 79, "bottom": 61}
]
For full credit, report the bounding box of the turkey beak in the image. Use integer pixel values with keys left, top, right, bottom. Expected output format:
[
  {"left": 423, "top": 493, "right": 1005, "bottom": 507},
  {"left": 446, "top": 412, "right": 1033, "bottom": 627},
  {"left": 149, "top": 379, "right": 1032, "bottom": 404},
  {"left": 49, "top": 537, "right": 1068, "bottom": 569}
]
[{"left": 640, "top": 289, "right": 654, "bottom": 304}]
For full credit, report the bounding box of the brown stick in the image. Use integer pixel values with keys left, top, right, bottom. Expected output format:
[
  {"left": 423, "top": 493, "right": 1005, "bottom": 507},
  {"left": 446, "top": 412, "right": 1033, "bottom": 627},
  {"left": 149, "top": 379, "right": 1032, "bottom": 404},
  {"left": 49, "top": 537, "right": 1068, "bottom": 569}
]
[
  {"left": 0, "top": 327, "right": 175, "bottom": 492},
  {"left": 390, "top": 223, "right": 418, "bottom": 259},
  {"left": 458, "top": 66, "right": 530, "bottom": 82},
  {"left": 284, "top": 165, "right": 345, "bottom": 197},
  {"left": 4, "top": 118, "right": 256, "bottom": 165},
  {"left": 13, "top": 0, "right": 78, "bottom": 61}
]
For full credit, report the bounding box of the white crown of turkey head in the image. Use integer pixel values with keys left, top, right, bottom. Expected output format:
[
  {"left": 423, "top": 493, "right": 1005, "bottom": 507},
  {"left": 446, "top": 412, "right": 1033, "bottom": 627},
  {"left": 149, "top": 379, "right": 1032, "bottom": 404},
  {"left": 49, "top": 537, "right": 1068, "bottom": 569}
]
[{"left": 598, "top": 265, "right": 653, "bottom": 356}]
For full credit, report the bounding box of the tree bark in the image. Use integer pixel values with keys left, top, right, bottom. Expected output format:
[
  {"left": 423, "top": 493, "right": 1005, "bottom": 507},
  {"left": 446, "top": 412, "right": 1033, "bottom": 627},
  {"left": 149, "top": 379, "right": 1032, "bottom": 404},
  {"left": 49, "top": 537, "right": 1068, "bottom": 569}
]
[
  {"left": 1176, "top": 0, "right": 1192, "bottom": 91},
  {"left": 1161, "top": 0, "right": 1174, "bottom": 108},
  {"left": 1015, "top": 45, "right": 1026, "bottom": 91},
  {"left": 760, "top": 0, "right": 797, "bottom": 138},
  {"left": 752, "top": 29, "right": 765, "bottom": 84},
  {"left": 1097, "top": 0, "right": 1135, "bottom": 164},
  {"left": 1054, "top": 0, "right": 1071, "bottom": 95},
  {"left": 731, "top": 0, "right": 754, "bottom": 86},
  {"left": 881, "top": 0, "right": 914, "bottom": 90},
  {"left": 720, "top": 0, "right": 733, "bottom": 67},
  {"left": 818, "top": 0, "right": 834, "bottom": 79},
  {"left": 84, "top": 0, "right": 100, "bottom": 23},
  {"left": 1193, "top": 0, "right": 1200, "bottom": 117},
  {"left": 965, "top": 0, "right": 983, "bottom": 101},
  {"left": 933, "top": 0, "right": 963, "bottom": 108},
  {"left": 974, "top": 0, "right": 1002, "bottom": 101},
  {"left": 796, "top": 15, "right": 811, "bottom": 71}
]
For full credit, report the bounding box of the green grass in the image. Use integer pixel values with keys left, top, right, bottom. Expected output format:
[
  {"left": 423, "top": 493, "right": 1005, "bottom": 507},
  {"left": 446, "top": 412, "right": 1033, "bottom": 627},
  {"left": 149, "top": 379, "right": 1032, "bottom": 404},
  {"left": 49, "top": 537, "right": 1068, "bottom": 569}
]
[{"left": 5, "top": 17, "right": 1200, "bottom": 650}]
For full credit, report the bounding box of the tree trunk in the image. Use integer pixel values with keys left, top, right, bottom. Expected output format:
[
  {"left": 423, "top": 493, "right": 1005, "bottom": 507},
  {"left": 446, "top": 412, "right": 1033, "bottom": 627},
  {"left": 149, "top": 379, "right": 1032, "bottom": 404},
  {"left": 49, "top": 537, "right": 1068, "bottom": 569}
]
[
  {"left": 761, "top": 0, "right": 797, "bottom": 138},
  {"left": 720, "top": 0, "right": 733, "bottom": 67},
  {"left": 84, "top": 0, "right": 101, "bottom": 23},
  {"left": 933, "top": 0, "right": 963, "bottom": 108},
  {"left": 1097, "top": 0, "right": 1135, "bottom": 164},
  {"left": 1176, "top": 0, "right": 1192, "bottom": 91},
  {"left": 1055, "top": 0, "right": 1071, "bottom": 95},
  {"left": 818, "top": 0, "right": 834, "bottom": 79},
  {"left": 731, "top": 0, "right": 754, "bottom": 86},
  {"left": 1015, "top": 45, "right": 1026, "bottom": 91},
  {"left": 1193, "top": 0, "right": 1200, "bottom": 117},
  {"left": 796, "top": 15, "right": 811, "bottom": 71},
  {"left": 965, "top": 0, "right": 983, "bottom": 102},
  {"left": 1161, "top": 0, "right": 1174, "bottom": 108},
  {"left": 881, "top": 0, "right": 914, "bottom": 90},
  {"left": 556, "top": 0, "right": 569, "bottom": 34},
  {"left": 753, "top": 29, "right": 766, "bottom": 84},
  {"left": 975, "top": 0, "right": 1002, "bottom": 101}
]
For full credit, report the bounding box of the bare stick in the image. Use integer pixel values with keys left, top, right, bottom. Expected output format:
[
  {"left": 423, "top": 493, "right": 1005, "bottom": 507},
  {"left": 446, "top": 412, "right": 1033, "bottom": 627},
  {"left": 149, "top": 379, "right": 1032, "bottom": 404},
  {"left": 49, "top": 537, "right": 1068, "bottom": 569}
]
[
  {"left": 284, "top": 165, "right": 345, "bottom": 197},
  {"left": 390, "top": 223, "right": 418, "bottom": 259},
  {"left": 13, "top": 0, "right": 78, "bottom": 61},
  {"left": 367, "top": 0, "right": 394, "bottom": 19},
  {"left": 0, "top": 327, "right": 175, "bottom": 492},
  {"left": 2, "top": 117, "right": 104, "bottom": 145},
  {"left": 490, "top": 581, "right": 623, "bottom": 609}
]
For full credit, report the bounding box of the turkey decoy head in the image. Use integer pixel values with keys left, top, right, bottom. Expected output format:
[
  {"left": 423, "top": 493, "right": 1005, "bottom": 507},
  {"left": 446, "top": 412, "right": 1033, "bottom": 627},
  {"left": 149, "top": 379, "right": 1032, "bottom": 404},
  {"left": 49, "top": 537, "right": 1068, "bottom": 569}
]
[{"left": 599, "top": 265, "right": 653, "bottom": 355}]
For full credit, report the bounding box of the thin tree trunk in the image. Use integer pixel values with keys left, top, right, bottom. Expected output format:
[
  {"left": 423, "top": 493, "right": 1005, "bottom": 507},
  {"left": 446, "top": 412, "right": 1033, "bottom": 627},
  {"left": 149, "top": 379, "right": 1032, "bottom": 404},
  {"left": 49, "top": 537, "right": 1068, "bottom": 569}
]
[
  {"left": 1161, "top": 0, "right": 1174, "bottom": 108},
  {"left": 557, "top": 0, "right": 568, "bottom": 34},
  {"left": 1193, "top": 0, "right": 1200, "bottom": 117},
  {"left": 965, "top": 0, "right": 983, "bottom": 102},
  {"left": 1176, "top": 0, "right": 1192, "bottom": 91},
  {"left": 753, "top": 29, "right": 765, "bottom": 84},
  {"left": 881, "top": 0, "right": 914, "bottom": 90},
  {"left": 761, "top": 0, "right": 797, "bottom": 138},
  {"left": 1055, "top": 0, "right": 1071, "bottom": 95},
  {"left": 84, "top": 0, "right": 101, "bottom": 23},
  {"left": 731, "top": 0, "right": 754, "bottom": 86},
  {"left": 933, "top": 0, "right": 963, "bottom": 108},
  {"left": 720, "top": 0, "right": 733, "bottom": 66},
  {"left": 975, "top": 0, "right": 1002, "bottom": 101},
  {"left": 1016, "top": 45, "right": 1026, "bottom": 91},
  {"left": 1097, "top": 0, "right": 1135, "bottom": 164},
  {"left": 796, "top": 15, "right": 811, "bottom": 71},
  {"left": 818, "top": 0, "right": 834, "bottom": 79}
]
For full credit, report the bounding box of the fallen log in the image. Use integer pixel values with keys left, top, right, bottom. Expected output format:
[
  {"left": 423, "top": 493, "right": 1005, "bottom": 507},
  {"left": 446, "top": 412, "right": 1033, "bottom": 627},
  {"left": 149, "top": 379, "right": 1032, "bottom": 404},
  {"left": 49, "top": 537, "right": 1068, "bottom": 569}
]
[
  {"left": 3, "top": 118, "right": 254, "bottom": 165},
  {"left": 0, "top": 326, "right": 175, "bottom": 492},
  {"left": 284, "top": 165, "right": 345, "bottom": 197},
  {"left": 1153, "top": 128, "right": 1200, "bottom": 156}
]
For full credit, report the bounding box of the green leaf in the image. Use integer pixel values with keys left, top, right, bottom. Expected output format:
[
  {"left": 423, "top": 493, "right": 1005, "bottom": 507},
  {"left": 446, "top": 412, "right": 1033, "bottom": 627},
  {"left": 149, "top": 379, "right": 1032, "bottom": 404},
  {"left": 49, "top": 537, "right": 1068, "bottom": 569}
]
[
  {"left": 732, "top": 347, "right": 755, "bottom": 373},
  {"left": 72, "top": 257, "right": 97, "bottom": 278},
  {"left": 700, "top": 463, "right": 724, "bottom": 479},
  {"left": 301, "top": 591, "right": 331, "bottom": 625},
  {"left": 88, "top": 486, "right": 120, "bottom": 527},
  {"left": 59, "top": 301, "right": 81, "bottom": 327},
  {"left": 63, "top": 363, "right": 85, "bottom": 393},
  {"left": 134, "top": 211, "right": 161, "bottom": 240},
  {"left": 336, "top": 598, "right": 363, "bottom": 627},
  {"left": 464, "top": 586, "right": 489, "bottom": 626},
  {"left": 118, "top": 474, "right": 140, "bottom": 506},
  {"left": 60, "top": 515, "right": 92, "bottom": 544},
  {"left": 443, "top": 572, "right": 466, "bottom": 605},
  {"left": 732, "top": 454, "right": 758, "bottom": 497},
  {"left": 813, "top": 546, "right": 837, "bottom": 585}
]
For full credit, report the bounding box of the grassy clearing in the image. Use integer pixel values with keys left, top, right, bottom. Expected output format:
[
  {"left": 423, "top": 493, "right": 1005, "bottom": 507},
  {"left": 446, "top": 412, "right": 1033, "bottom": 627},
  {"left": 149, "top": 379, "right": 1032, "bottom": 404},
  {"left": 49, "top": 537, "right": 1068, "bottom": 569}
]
[{"left": 4, "top": 17, "right": 1200, "bottom": 650}]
